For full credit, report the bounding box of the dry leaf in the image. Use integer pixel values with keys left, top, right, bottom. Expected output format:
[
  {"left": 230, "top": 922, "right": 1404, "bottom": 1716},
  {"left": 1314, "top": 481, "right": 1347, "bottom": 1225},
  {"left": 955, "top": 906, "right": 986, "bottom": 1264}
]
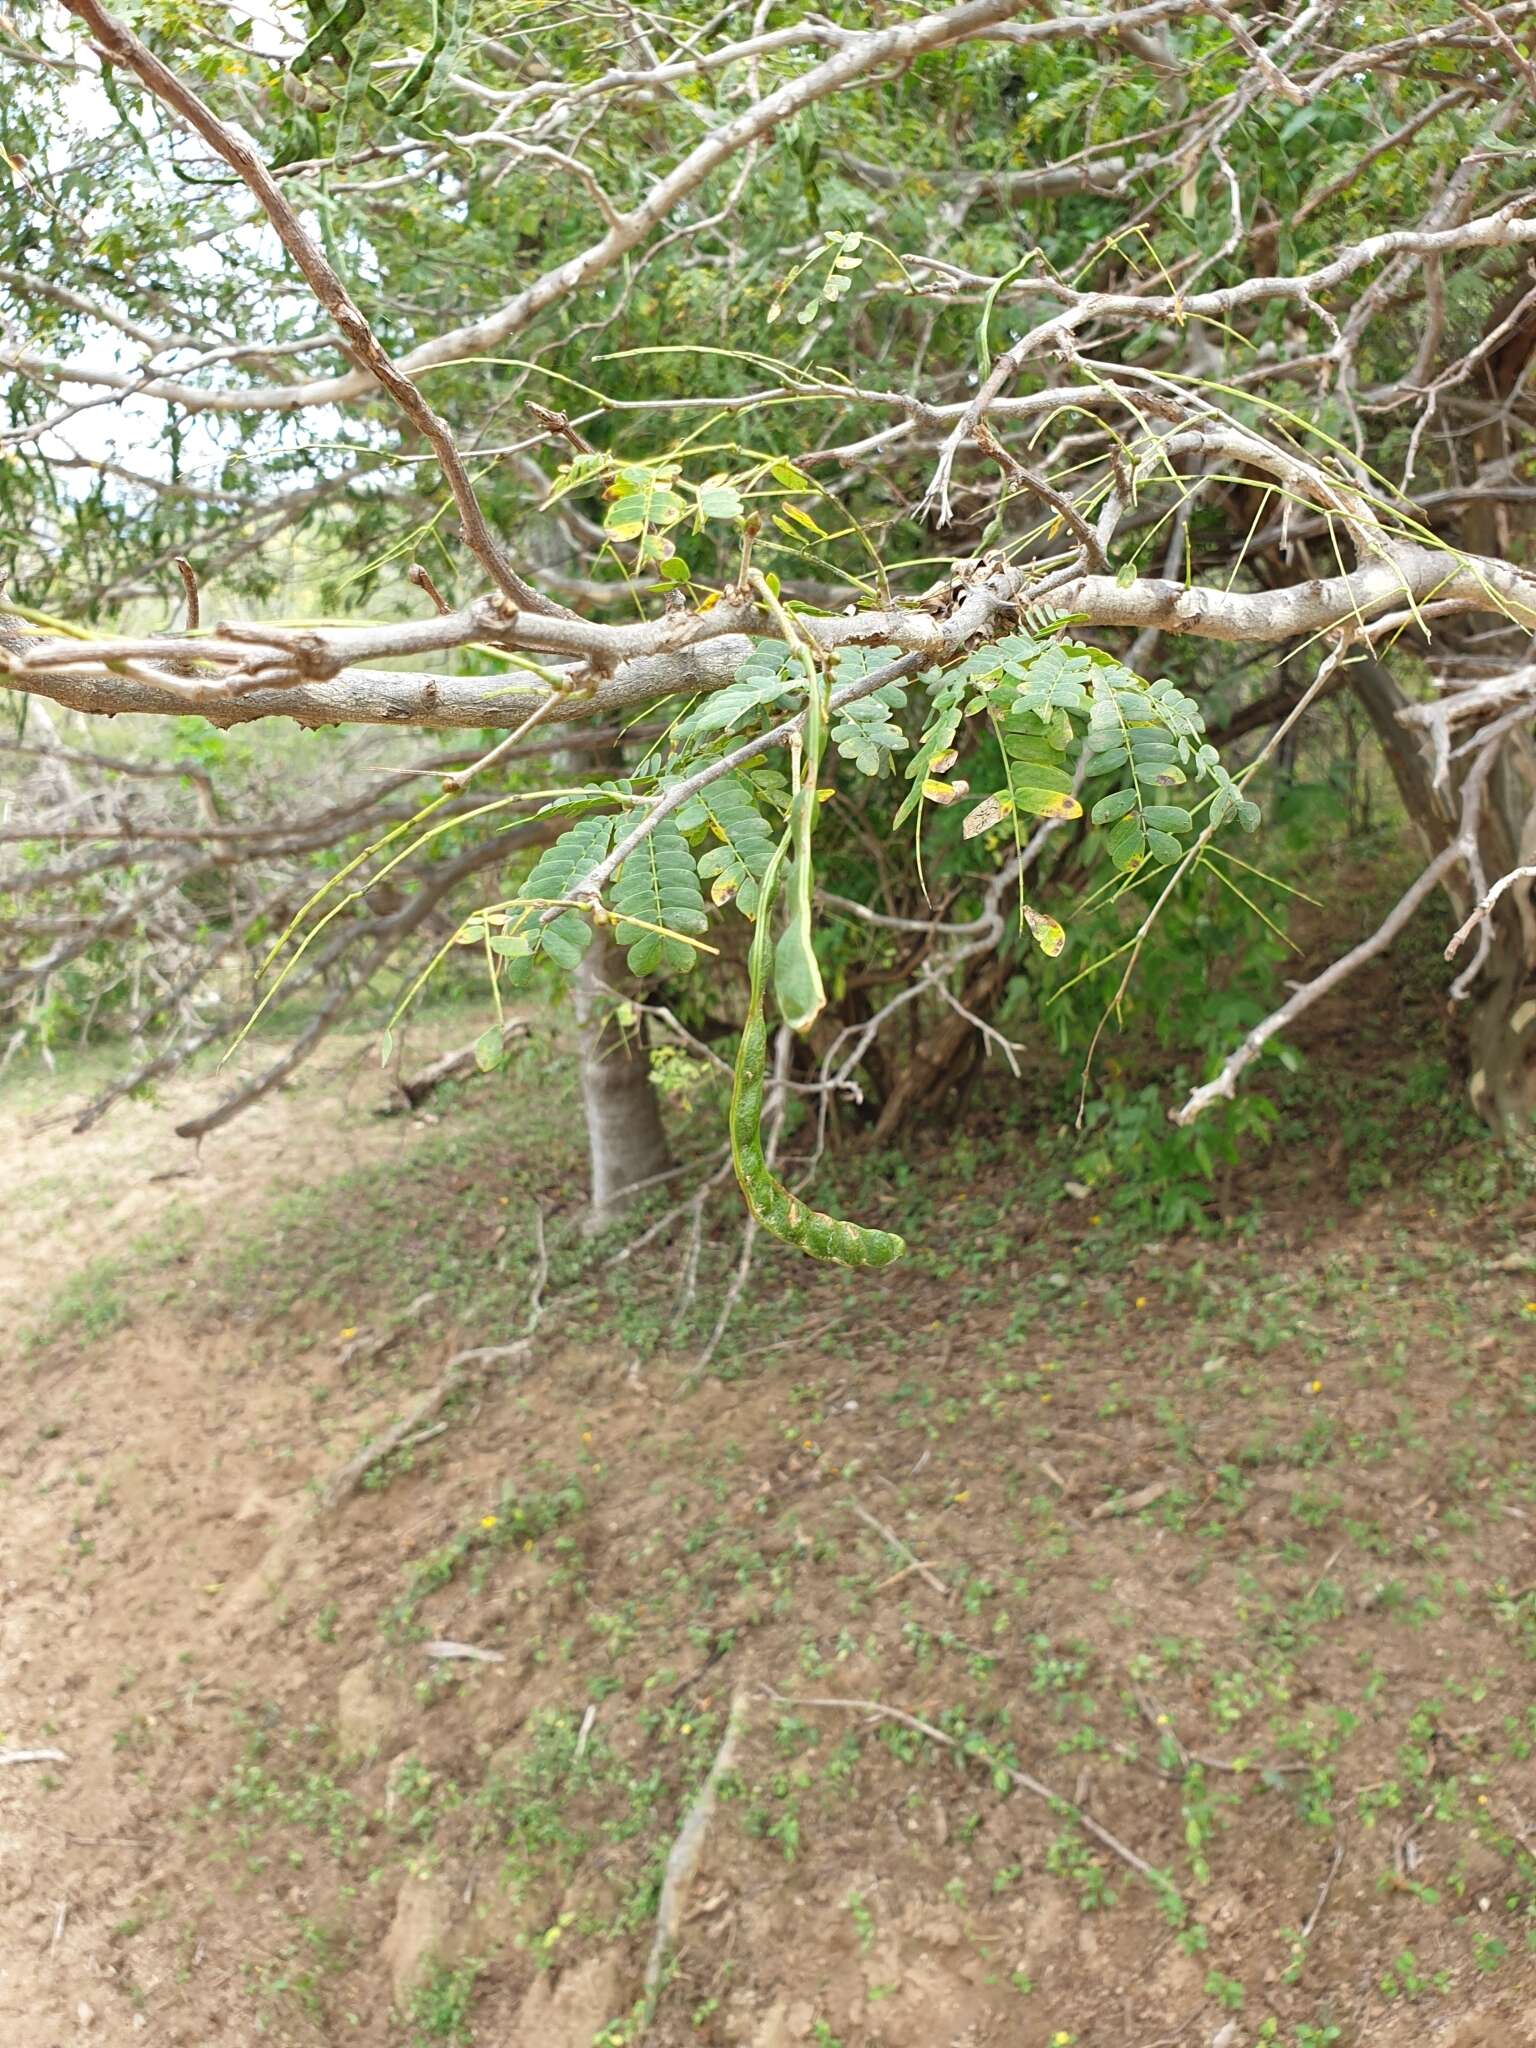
[{"left": 1090, "top": 1479, "right": 1170, "bottom": 1520}]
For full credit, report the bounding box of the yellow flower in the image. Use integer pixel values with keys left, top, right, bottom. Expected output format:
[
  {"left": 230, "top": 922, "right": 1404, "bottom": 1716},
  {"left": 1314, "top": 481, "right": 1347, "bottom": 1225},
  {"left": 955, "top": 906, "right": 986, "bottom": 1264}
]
[
  {"left": 1309, "top": 1379, "right": 1322, "bottom": 1394},
  {"left": 581, "top": 1431, "right": 593, "bottom": 1444},
  {"left": 481, "top": 1515, "right": 499, "bottom": 1530},
  {"left": 1040, "top": 1392, "right": 1053, "bottom": 1403},
  {"left": 681, "top": 1723, "right": 693, "bottom": 1735},
  {"left": 1155, "top": 1714, "right": 1169, "bottom": 1725},
  {"left": 953, "top": 1490, "right": 970, "bottom": 1503},
  {"left": 338, "top": 1326, "right": 357, "bottom": 1340},
  {"left": 1524, "top": 1301, "right": 1536, "bottom": 1316},
  {"left": 1089, "top": 1214, "right": 1102, "bottom": 1226},
  {"left": 1134, "top": 1296, "right": 1147, "bottom": 1309}
]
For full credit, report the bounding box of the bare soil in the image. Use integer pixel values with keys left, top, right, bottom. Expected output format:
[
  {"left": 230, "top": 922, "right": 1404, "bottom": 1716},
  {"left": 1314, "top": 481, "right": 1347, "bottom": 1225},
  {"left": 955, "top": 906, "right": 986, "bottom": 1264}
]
[{"left": 4, "top": 1024, "right": 1536, "bottom": 2048}]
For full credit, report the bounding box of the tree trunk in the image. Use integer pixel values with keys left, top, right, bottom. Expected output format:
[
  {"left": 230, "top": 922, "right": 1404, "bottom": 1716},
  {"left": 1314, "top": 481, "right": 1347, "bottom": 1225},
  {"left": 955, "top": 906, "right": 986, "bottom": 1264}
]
[
  {"left": 572, "top": 923, "right": 673, "bottom": 1228},
  {"left": 1352, "top": 659, "right": 1536, "bottom": 1141}
]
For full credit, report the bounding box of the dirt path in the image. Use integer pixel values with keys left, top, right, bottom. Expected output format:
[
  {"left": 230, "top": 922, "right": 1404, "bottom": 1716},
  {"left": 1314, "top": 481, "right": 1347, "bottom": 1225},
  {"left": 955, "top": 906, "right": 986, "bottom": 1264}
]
[{"left": 1, "top": 1030, "right": 473, "bottom": 2045}]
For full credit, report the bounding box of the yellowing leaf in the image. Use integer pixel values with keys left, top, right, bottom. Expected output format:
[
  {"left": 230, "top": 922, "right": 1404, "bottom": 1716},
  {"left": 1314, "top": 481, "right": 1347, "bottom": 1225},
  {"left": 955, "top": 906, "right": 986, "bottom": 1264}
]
[
  {"left": 780, "top": 502, "right": 827, "bottom": 536},
  {"left": 1024, "top": 904, "right": 1065, "bottom": 956},
  {"left": 921, "top": 777, "right": 970, "bottom": 806},
  {"left": 1010, "top": 787, "right": 1083, "bottom": 821}
]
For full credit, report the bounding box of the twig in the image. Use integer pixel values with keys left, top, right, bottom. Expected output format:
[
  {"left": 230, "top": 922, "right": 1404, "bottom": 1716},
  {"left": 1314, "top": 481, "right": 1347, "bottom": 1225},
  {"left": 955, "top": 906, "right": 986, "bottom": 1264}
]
[
  {"left": 407, "top": 563, "right": 452, "bottom": 616},
  {"left": 1301, "top": 1840, "right": 1344, "bottom": 1942},
  {"left": 1445, "top": 863, "right": 1536, "bottom": 958},
  {"left": 423, "top": 1640, "right": 506, "bottom": 1664},
  {"left": 0, "top": 1748, "right": 69, "bottom": 1767},
  {"left": 1175, "top": 841, "right": 1463, "bottom": 1124},
  {"left": 440, "top": 691, "right": 567, "bottom": 794},
  {"left": 766, "top": 1690, "right": 1172, "bottom": 1892},
  {"left": 846, "top": 1499, "right": 950, "bottom": 1600},
  {"left": 643, "top": 1685, "right": 751, "bottom": 2003},
  {"left": 171, "top": 556, "right": 199, "bottom": 630}
]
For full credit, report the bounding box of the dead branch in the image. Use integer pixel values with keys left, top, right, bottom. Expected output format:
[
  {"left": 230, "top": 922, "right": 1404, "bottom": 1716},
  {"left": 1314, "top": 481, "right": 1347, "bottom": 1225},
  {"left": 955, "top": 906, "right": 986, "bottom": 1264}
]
[
  {"left": 764, "top": 1689, "right": 1172, "bottom": 1893},
  {"left": 383, "top": 1018, "right": 533, "bottom": 1115},
  {"left": 643, "top": 1685, "right": 752, "bottom": 2004}
]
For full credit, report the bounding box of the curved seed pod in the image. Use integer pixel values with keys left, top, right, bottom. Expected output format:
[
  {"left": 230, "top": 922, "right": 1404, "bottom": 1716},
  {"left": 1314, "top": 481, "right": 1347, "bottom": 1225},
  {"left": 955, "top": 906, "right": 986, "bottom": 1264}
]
[{"left": 729, "top": 833, "right": 905, "bottom": 1270}]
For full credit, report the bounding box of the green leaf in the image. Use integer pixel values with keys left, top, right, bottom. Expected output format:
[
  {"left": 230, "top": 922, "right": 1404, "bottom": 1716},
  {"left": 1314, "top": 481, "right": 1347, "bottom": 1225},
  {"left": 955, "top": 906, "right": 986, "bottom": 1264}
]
[
  {"left": 678, "top": 773, "right": 776, "bottom": 914},
  {"left": 894, "top": 677, "right": 965, "bottom": 829},
  {"left": 498, "top": 816, "right": 613, "bottom": 982},
  {"left": 474, "top": 1025, "right": 505, "bottom": 1073},
  {"left": 695, "top": 482, "right": 744, "bottom": 522},
  {"left": 1107, "top": 816, "right": 1146, "bottom": 870},
  {"left": 541, "top": 912, "right": 593, "bottom": 972},
  {"left": 1090, "top": 788, "right": 1138, "bottom": 826},
  {"left": 613, "top": 817, "right": 709, "bottom": 975},
  {"left": 673, "top": 642, "right": 798, "bottom": 745},
  {"left": 604, "top": 474, "right": 687, "bottom": 539}
]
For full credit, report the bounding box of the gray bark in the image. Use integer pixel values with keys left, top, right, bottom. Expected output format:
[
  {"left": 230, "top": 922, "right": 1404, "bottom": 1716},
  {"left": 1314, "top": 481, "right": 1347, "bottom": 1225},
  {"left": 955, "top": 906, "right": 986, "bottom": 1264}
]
[{"left": 572, "top": 926, "right": 673, "bottom": 1228}]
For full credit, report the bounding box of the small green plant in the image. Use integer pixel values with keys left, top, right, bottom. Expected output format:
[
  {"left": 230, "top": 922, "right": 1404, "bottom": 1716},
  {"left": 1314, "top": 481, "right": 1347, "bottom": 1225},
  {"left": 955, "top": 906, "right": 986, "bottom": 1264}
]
[
  {"left": 844, "top": 1888, "right": 876, "bottom": 1954},
  {"left": 1378, "top": 1948, "right": 1448, "bottom": 2000},
  {"left": 409, "top": 1958, "right": 481, "bottom": 2043},
  {"left": 1203, "top": 1969, "right": 1245, "bottom": 2012}
]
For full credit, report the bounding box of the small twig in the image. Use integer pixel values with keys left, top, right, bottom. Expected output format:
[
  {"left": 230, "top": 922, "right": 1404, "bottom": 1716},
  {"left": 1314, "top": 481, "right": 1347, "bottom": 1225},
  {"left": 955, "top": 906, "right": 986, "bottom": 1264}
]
[
  {"left": 767, "top": 1690, "right": 1172, "bottom": 1892},
  {"left": 575, "top": 1703, "right": 598, "bottom": 1759},
  {"left": 1301, "top": 1840, "right": 1344, "bottom": 1941},
  {"left": 50, "top": 1898, "right": 68, "bottom": 1953},
  {"left": 527, "top": 401, "right": 596, "bottom": 457},
  {"left": 407, "top": 562, "right": 452, "bottom": 616},
  {"left": 643, "top": 1685, "right": 751, "bottom": 2003},
  {"left": 0, "top": 1748, "right": 69, "bottom": 1767},
  {"left": 423, "top": 1640, "right": 506, "bottom": 1664},
  {"left": 846, "top": 1499, "right": 950, "bottom": 1600},
  {"left": 440, "top": 691, "right": 566, "bottom": 794},
  {"left": 171, "top": 555, "right": 199, "bottom": 630},
  {"left": 1445, "top": 862, "right": 1536, "bottom": 958},
  {"left": 399, "top": 1422, "right": 449, "bottom": 1450}
]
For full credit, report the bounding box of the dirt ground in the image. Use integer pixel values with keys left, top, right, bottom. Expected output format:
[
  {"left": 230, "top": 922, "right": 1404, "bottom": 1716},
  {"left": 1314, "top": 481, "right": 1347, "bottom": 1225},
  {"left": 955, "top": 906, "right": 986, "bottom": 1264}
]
[{"left": 4, "top": 1023, "right": 1536, "bottom": 2048}]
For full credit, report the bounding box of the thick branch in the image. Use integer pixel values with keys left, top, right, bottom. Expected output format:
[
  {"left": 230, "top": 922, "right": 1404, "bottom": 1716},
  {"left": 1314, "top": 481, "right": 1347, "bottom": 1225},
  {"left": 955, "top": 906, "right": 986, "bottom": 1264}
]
[{"left": 9, "top": 544, "right": 1536, "bottom": 731}]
